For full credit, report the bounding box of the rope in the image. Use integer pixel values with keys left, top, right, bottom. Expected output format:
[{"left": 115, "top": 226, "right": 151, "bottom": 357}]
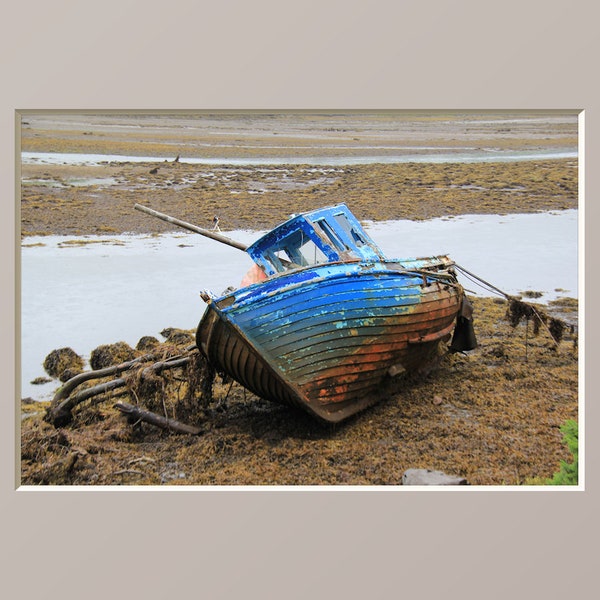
[{"left": 454, "top": 263, "right": 512, "bottom": 299}]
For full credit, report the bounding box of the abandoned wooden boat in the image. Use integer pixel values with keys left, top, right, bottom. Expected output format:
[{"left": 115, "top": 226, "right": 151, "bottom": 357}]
[{"left": 193, "top": 204, "right": 476, "bottom": 422}]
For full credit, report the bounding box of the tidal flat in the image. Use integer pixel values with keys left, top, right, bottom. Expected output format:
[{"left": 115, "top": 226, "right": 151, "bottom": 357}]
[{"left": 19, "top": 112, "right": 580, "bottom": 486}]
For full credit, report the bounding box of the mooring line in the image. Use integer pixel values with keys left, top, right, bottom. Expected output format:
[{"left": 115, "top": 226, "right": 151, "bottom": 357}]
[
  {"left": 454, "top": 263, "right": 511, "bottom": 299},
  {"left": 455, "top": 263, "right": 563, "bottom": 348}
]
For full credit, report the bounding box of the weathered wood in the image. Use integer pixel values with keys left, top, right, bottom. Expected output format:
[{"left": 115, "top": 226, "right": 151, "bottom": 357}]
[
  {"left": 46, "top": 354, "right": 193, "bottom": 427},
  {"left": 50, "top": 353, "right": 157, "bottom": 406},
  {"left": 134, "top": 203, "right": 248, "bottom": 251},
  {"left": 114, "top": 402, "right": 202, "bottom": 435},
  {"left": 141, "top": 356, "right": 191, "bottom": 377},
  {"left": 47, "top": 379, "right": 128, "bottom": 427}
]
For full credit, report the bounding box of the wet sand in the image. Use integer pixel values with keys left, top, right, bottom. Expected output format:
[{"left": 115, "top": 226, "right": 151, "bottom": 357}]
[{"left": 19, "top": 113, "right": 579, "bottom": 486}]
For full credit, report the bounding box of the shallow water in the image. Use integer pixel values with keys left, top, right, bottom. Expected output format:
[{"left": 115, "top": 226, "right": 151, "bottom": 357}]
[
  {"left": 21, "top": 149, "right": 577, "bottom": 167},
  {"left": 20, "top": 211, "right": 579, "bottom": 401},
  {"left": 368, "top": 211, "right": 579, "bottom": 300},
  {"left": 22, "top": 176, "right": 119, "bottom": 188}
]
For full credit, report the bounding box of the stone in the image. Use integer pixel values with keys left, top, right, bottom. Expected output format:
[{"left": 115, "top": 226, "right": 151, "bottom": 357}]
[
  {"left": 43, "top": 347, "right": 84, "bottom": 381},
  {"left": 401, "top": 468, "right": 468, "bottom": 486},
  {"left": 90, "top": 341, "right": 136, "bottom": 370},
  {"left": 136, "top": 335, "right": 160, "bottom": 351}
]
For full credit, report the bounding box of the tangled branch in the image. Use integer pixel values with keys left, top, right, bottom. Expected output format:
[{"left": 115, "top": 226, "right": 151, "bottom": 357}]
[{"left": 45, "top": 346, "right": 211, "bottom": 431}]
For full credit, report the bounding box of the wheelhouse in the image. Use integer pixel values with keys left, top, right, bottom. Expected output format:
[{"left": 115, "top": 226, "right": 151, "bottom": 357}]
[{"left": 246, "top": 204, "right": 386, "bottom": 276}]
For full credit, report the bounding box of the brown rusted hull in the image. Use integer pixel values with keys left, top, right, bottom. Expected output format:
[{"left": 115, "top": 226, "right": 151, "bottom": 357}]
[{"left": 197, "top": 260, "right": 465, "bottom": 422}]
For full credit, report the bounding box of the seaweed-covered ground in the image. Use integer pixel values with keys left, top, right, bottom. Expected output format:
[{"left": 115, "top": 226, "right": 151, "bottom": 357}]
[
  {"left": 20, "top": 297, "right": 578, "bottom": 486},
  {"left": 19, "top": 113, "right": 579, "bottom": 486},
  {"left": 21, "top": 159, "right": 578, "bottom": 236}
]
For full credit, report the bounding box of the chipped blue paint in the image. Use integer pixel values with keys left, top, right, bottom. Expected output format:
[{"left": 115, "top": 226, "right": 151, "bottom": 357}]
[{"left": 247, "top": 204, "right": 385, "bottom": 276}]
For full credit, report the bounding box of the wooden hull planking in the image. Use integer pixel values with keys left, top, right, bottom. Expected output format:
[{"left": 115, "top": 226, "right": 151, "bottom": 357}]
[{"left": 196, "top": 261, "right": 463, "bottom": 422}]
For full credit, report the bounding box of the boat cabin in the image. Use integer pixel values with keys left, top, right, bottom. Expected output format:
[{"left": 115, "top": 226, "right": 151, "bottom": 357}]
[{"left": 246, "top": 204, "right": 386, "bottom": 276}]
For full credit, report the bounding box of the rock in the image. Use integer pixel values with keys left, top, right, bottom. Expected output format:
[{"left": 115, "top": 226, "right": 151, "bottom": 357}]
[
  {"left": 160, "top": 328, "right": 194, "bottom": 345},
  {"left": 136, "top": 336, "right": 160, "bottom": 352},
  {"left": 60, "top": 368, "right": 81, "bottom": 382},
  {"left": 43, "top": 347, "right": 84, "bottom": 381},
  {"left": 90, "top": 342, "right": 137, "bottom": 370},
  {"left": 401, "top": 468, "right": 468, "bottom": 486}
]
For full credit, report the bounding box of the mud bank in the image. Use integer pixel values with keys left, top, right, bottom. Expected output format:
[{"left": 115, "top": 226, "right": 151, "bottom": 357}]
[
  {"left": 19, "top": 113, "right": 580, "bottom": 487},
  {"left": 21, "top": 158, "right": 578, "bottom": 236}
]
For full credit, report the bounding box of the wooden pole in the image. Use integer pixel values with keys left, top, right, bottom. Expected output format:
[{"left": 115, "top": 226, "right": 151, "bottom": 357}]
[{"left": 134, "top": 204, "right": 249, "bottom": 252}]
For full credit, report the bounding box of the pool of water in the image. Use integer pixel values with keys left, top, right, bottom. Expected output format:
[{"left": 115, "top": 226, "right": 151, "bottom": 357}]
[{"left": 22, "top": 176, "right": 119, "bottom": 188}]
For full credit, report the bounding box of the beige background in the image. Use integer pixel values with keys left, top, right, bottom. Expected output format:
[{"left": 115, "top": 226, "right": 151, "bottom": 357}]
[{"left": 1, "top": 1, "right": 596, "bottom": 598}]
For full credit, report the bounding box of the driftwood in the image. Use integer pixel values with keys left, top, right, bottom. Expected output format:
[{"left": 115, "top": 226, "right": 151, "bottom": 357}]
[
  {"left": 114, "top": 402, "right": 202, "bottom": 435},
  {"left": 134, "top": 204, "right": 248, "bottom": 251},
  {"left": 46, "top": 350, "right": 194, "bottom": 427}
]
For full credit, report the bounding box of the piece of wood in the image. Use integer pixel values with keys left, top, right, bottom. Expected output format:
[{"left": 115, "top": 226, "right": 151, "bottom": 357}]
[
  {"left": 114, "top": 402, "right": 202, "bottom": 435},
  {"left": 46, "top": 354, "right": 193, "bottom": 427},
  {"left": 51, "top": 352, "right": 157, "bottom": 405},
  {"left": 134, "top": 204, "right": 248, "bottom": 251}
]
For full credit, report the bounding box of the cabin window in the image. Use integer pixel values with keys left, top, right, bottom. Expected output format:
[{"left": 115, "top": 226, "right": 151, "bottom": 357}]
[
  {"left": 334, "top": 213, "right": 366, "bottom": 246},
  {"left": 297, "top": 238, "right": 328, "bottom": 265},
  {"left": 259, "top": 231, "right": 329, "bottom": 273},
  {"left": 274, "top": 248, "right": 294, "bottom": 265},
  {"left": 315, "top": 219, "right": 347, "bottom": 251},
  {"left": 263, "top": 251, "right": 285, "bottom": 273}
]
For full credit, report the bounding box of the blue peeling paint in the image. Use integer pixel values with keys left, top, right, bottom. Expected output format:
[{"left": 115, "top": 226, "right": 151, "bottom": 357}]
[{"left": 246, "top": 204, "right": 385, "bottom": 276}]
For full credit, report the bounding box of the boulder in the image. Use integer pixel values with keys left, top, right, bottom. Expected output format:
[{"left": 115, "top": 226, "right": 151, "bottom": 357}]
[
  {"left": 136, "top": 336, "right": 160, "bottom": 352},
  {"left": 160, "top": 327, "right": 194, "bottom": 345},
  {"left": 90, "top": 342, "right": 137, "bottom": 370},
  {"left": 43, "top": 347, "right": 84, "bottom": 382},
  {"left": 402, "top": 468, "right": 468, "bottom": 486}
]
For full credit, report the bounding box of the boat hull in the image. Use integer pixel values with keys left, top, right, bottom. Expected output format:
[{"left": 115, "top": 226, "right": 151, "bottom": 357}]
[{"left": 196, "top": 260, "right": 464, "bottom": 422}]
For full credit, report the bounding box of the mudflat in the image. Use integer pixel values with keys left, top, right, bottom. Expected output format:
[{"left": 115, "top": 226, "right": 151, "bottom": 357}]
[
  {"left": 20, "top": 112, "right": 578, "bottom": 235},
  {"left": 19, "top": 112, "right": 580, "bottom": 486}
]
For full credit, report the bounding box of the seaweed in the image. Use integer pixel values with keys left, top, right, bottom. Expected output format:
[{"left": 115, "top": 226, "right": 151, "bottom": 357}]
[
  {"left": 90, "top": 341, "right": 137, "bottom": 370},
  {"left": 43, "top": 347, "right": 84, "bottom": 382},
  {"left": 506, "top": 298, "right": 566, "bottom": 344}
]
